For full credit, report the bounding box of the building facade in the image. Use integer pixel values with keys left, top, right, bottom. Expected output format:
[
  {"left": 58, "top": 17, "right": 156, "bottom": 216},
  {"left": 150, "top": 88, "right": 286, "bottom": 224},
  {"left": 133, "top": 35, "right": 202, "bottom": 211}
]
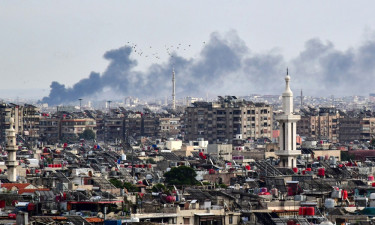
[
  {"left": 184, "top": 97, "right": 273, "bottom": 143},
  {"left": 297, "top": 107, "right": 342, "bottom": 143}
]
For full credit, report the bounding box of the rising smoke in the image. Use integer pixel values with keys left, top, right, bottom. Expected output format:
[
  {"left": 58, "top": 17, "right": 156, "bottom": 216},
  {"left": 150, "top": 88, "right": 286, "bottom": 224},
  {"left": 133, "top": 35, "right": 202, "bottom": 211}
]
[{"left": 41, "top": 32, "right": 375, "bottom": 105}]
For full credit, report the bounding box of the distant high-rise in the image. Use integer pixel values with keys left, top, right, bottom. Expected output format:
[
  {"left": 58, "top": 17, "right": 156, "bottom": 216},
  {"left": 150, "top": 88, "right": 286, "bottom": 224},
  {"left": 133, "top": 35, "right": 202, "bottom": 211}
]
[
  {"left": 275, "top": 69, "right": 301, "bottom": 168},
  {"left": 172, "top": 68, "right": 176, "bottom": 110}
]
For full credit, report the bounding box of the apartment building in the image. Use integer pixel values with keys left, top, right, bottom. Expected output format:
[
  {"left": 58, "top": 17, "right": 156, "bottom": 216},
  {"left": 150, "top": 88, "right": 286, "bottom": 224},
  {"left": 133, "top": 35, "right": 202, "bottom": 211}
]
[
  {"left": 159, "top": 117, "right": 181, "bottom": 137},
  {"left": 124, "top": 113, "right": 160, "bottom": 138},
  {"left": 60, "top": 117, "right": 96, "bottom": 141},
  {"left": 338, "top": 117, "right": 361, "bottom": 143},
  {"left": 0, "top": 103, "right": 40, "bottom": 144},
  {"left": 360, "top": 117, "right": 375, "bottom": 142},
  {"left": 39, "top": 117, "right": 60, "bottom": 144},
  {"left": 103, "top": 117, "right": 125, "bottom": 142},
  {"left": 184, "top": 97, "right": 273, "bottom": 143},
  {"left": 297, "top": 107, "right": 342, "bottom": 143}
]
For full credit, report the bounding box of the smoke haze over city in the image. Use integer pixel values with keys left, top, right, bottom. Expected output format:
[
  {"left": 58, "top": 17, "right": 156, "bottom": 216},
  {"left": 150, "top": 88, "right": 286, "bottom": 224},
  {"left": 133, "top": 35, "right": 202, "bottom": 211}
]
[{"left": 41, "top": 32, "right": 375, "bottom": 105}]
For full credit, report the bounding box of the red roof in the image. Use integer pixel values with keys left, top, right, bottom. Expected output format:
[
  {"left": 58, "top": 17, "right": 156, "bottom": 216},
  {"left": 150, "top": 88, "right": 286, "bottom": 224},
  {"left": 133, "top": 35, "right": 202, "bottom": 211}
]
[
  {"left": 18, "top": 188, "right": 50, "bottom": 194},
  {"left": 1, "top": 183, "right": 32, "bottom": 190}
]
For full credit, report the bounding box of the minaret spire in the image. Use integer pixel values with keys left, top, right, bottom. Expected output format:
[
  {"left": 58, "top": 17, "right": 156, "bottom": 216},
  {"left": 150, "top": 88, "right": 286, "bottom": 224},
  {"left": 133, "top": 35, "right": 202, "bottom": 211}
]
[
  {"left": 172, "top": 68, "right": 176, "bottom": 110},
  {"left": 275, "top": 69, "right": 301, "bottom": 168},
  {"left": 5, "top": 112, "right": 18, "bottom": 182}
]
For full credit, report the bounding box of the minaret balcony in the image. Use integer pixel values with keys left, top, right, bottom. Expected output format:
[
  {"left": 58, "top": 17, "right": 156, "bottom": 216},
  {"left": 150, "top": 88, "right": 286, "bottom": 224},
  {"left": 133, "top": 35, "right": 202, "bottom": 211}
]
[
  {"left": 275, "top": 150, "right": 301, "bottom": 156},
  {"left": 5, "top": 161, "right": 18, "bottom": 167},
  {"left": 276, "top": 114, "right": 301, "bottom": 122}
]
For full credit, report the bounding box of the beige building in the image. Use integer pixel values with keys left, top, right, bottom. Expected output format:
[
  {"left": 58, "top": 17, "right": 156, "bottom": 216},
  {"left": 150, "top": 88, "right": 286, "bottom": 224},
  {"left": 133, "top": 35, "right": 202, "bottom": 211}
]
[
  {"left": 297, "top": 107, "right": 342, "bottom": 143},
  {"left": 207, "top": 144, "right": 233, "bottom": 161},
  {"left": 60, "top": 118, "right": 96, "bottom": 139},
  {"left": 39, "top": 117, "right": 60, "bottom": 144},
  {"left": 0, "top": 103, "right": 40, "bottom": 144},
  {"left": 185, "top": 98, "right": 273, "bottom": 143},
  {"left": 133, "top": 203, "right": 240, "bottom": 225},
  {"left": 360, "top": 117, "right": 375, "bottom": 142},
  {"left": 159, "top": 117, "right": 181, "bottom": 137}
]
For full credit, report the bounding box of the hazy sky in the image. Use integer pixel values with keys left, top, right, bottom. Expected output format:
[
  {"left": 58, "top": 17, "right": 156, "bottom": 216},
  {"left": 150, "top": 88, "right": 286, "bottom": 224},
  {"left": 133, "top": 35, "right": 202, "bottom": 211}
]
[{"left": 1, "top": 1, "right": 375, "bottom": 99}]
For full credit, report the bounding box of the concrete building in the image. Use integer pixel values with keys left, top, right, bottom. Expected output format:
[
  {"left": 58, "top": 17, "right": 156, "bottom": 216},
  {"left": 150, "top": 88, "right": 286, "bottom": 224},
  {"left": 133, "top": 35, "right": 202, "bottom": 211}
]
[
  {"left": 297, "top": 107, "right": 342, "bottom": 143},
  {"left": 159, "top": 117, "right": 181, "bottom": 137},
  {"left": 275, "top": 70, "right": 301, "bottom": 168},
  {"left": 207, "top": 144, "right": 233, "bottom": 161},
  {"left": 125, "top": 113, "right": 160, "bottom": 138},
  {"left": 184, "top": 97, "right": 273, "bottom": 144},
  {"left": 60, "top": 117, "right": 96, "bottom": 141},
  {"left": 360, "top": 117, "right": 375, "bottom": 142},
  {"left": 165, "top": 139, "right": 183, "bottom": 150},
  {"left": 103, "top": 117, "right": 125, "bottom": 142},
  {"left": 0, "top": 103, "right": 40, "bottom": 144},
  {"left": 39, "top": 117, "right": 60, "bottom": 144},
  {"left": 339, "top": 117, "right": 361, "bottom": 143}
]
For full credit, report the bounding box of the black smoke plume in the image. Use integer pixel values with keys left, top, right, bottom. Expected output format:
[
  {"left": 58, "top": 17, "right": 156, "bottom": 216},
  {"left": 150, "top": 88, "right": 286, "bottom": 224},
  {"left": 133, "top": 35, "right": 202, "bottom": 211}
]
[{"left": 41, "top": 31, "right": 375, "bottom": 105}]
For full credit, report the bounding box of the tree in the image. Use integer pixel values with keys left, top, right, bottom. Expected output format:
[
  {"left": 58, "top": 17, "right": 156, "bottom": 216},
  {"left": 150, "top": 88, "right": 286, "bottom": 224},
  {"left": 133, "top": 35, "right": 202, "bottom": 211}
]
[
  {"left": 79, "top": 129, "right": 96, "bottom": 140},
  {"left": 123, "top": 182, "right": 138, "bottom": 192},
  {"left": 109, "top": 178, "right": 124, "bottom": 188},
  {"left": 152, "top": 183, "right": 169, "bottom": 192},
  {"left": 370, "top": 138, "right": 375, "bottom": 148},
  {"left": 164, "top": 166, "right": 198, "bottom": 186},
  {"left": 146, "top": 158, "right": 156, "bottom": 164}
]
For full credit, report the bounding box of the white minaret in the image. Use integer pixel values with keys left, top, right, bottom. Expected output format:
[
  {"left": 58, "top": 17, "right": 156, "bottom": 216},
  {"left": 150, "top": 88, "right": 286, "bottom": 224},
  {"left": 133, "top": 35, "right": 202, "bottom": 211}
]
[
  {"left": 275, "top": 69, "right": 301, "bottom": 168},
  {"left": 5, "top": 113, "right": 18, "bottom": 182},
  {"left": 172, "top": 68, "right": 176, "bottom": 110}
]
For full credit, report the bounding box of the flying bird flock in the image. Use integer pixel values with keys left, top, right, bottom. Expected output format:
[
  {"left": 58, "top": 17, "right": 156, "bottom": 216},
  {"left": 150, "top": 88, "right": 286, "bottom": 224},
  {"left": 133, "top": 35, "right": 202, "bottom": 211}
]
[{"left": 125, "top": 41, "right": 207, "bottom": 61}]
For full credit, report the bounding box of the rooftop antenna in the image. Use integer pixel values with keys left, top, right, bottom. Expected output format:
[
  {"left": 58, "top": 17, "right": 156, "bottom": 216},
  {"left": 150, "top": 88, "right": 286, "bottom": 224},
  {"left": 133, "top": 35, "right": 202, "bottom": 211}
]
[{"left": 300, "top": 89, "right": 303, "bottom": 108}]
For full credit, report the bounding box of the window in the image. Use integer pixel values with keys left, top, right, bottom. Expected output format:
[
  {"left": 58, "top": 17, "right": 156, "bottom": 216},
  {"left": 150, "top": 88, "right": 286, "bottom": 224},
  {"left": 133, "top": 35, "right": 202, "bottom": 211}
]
[
  {"left": 184, "top": 218, "right": 190, "bottom": 224},
  {"left": 229, "top": 215, "right": 233, "bottom": 224}
]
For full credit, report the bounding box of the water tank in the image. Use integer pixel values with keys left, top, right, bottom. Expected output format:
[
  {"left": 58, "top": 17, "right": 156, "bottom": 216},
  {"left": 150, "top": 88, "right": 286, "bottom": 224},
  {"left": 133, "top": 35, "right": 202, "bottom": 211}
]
[
  {"left": 330, "top": 157, "right": 337, "bottom": 165},
  {"left": 370, "top": 193, "right": 375, "bottom": 200},
  {"left": 325, "top": 198, "right": 335, "bottom": 208},
  {"left": 342, "top": 190, "right": 348, "bottom": 200},
  {"left": 306, "top": 207, "right": 315, "bottom": 216},
  {"left": 318, "top": 168, "right": 325, "bottom": 177},
  {"left": 121, "top": 154, "right": 126, "bottom": 160},
  {"left": 294, "top": 195, "right": 306, "bottom": 201},
  {"left": 369, "top": 176, "right": 374, "bottom": 181},
  {"left": 320, "top": 221, "right": 334, "bottom": 225},
  {"left": 271, "top": 188, "right": 279, "bottom": 197},
  {"left": 298, "top": 207, "right": 306, "bottom": 215},
  {"left": 260, "top": 187, "right": 268, "bottom": 193},
  {"left": 331, "top": 187, "right": 342, "bottom": 198}
]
